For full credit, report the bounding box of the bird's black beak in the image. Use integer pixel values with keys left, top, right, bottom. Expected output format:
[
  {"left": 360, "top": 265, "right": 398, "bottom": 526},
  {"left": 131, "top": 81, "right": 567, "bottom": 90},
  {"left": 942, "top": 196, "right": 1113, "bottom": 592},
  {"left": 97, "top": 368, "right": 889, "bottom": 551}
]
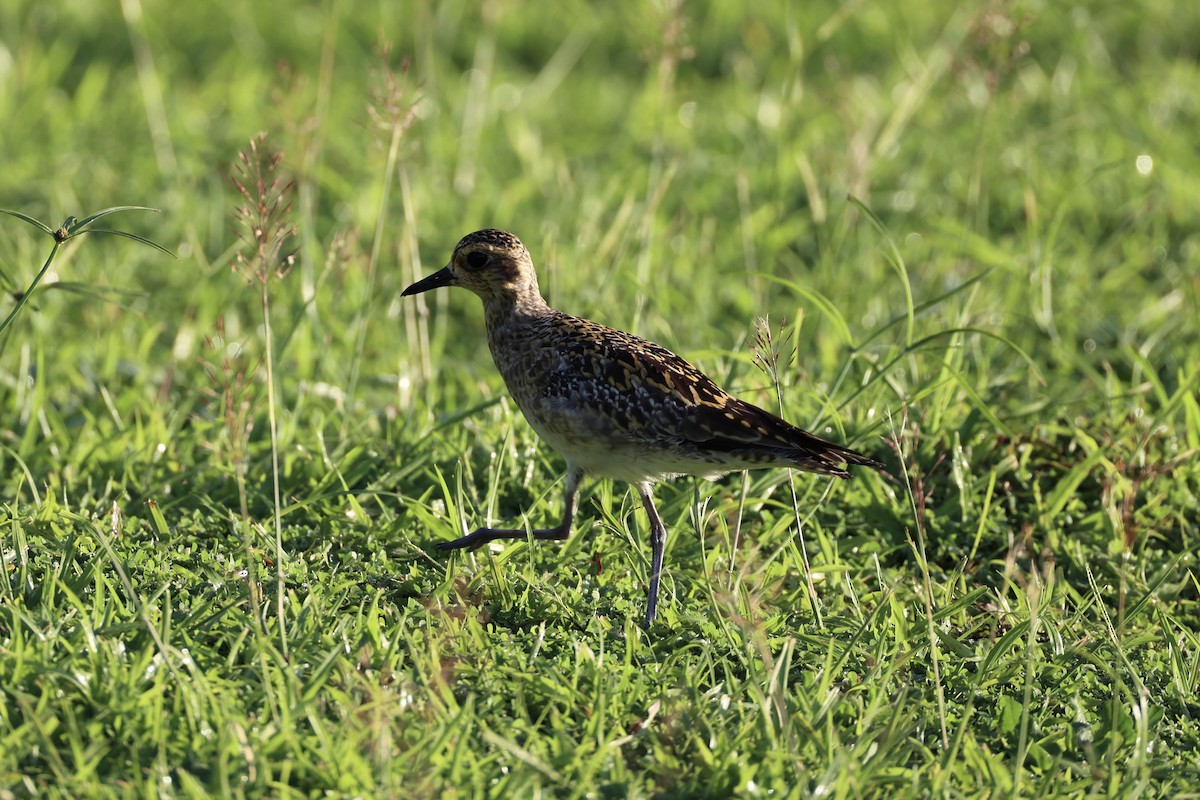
[{"left": 401, "top": 265, "right": 456, "bottom": 296}]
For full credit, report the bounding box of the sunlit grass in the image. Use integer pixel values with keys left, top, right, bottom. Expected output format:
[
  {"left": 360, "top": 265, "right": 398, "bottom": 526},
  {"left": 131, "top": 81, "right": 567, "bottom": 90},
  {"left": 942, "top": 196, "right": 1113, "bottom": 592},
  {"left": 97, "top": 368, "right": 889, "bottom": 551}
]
[{"left": 1, "top": 0, "right": 1198, "bottom": 797}]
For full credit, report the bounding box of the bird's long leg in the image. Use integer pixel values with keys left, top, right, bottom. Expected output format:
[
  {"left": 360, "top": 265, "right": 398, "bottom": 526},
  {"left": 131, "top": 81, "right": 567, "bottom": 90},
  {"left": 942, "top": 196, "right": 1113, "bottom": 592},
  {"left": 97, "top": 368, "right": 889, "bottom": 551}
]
[
  {"left": 437, "top": 466, "right": 584, "bottom": 552},
  {"left": 637, "top": 482, "right": 668, "bottom": 628}
]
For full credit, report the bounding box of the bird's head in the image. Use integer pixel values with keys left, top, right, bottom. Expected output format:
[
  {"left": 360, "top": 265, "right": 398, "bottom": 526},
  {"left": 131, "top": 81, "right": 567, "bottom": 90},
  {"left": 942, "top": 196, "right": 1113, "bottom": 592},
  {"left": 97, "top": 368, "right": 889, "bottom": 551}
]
[{"left": 402, "top": 229, "right": 541, "bottom": 305}]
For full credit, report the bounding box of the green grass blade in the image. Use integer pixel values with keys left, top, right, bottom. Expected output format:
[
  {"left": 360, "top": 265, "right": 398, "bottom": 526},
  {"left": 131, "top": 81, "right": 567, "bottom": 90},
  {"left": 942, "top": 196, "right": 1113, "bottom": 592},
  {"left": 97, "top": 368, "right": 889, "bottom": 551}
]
[{"left": 0, "top": 208, "right": 54, "bottom": 235}]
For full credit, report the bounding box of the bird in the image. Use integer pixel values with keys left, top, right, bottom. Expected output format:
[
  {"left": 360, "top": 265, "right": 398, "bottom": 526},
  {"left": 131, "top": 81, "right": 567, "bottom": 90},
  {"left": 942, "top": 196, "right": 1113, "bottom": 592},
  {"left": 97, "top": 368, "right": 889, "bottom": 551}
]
[{"left": 402, "top": 229, "right": 882, "bottom": 627}]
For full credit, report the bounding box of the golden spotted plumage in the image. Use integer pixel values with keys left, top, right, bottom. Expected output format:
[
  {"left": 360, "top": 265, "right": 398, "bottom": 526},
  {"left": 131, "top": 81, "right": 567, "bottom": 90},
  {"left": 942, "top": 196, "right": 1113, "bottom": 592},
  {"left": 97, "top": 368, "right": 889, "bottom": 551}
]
[{"left": 403, "top": 229, "right": 882, "bottom": 627}]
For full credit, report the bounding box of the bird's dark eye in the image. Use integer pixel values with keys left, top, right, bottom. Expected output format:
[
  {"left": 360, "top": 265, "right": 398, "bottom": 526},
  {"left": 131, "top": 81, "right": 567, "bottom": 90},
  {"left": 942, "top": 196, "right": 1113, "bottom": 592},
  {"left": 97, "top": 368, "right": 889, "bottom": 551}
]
[{"left": 465, "top": 251, "right": 489, "bottom": 270}]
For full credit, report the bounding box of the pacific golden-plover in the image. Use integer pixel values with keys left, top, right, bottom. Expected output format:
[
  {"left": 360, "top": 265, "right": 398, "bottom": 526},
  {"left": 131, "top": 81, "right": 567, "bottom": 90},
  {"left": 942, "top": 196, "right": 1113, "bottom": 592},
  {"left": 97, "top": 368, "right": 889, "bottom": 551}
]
[{"left": 403, "top": 229, "right": 882, "bottom": 627}]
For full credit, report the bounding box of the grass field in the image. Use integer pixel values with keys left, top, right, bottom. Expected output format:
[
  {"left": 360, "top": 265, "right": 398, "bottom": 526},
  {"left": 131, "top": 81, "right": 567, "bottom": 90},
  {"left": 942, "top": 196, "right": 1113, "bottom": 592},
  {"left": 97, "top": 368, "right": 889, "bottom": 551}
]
[{"left": 2, "top": 0, "right": 1199, "bottom": 797}]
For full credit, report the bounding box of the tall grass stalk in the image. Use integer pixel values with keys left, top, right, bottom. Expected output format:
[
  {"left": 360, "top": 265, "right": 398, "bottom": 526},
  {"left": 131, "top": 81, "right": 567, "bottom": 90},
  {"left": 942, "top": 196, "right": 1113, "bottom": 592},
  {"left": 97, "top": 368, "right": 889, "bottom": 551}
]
[
  {"left": 232, "top": 134, "right": 296, "bottom": 659},
  {"left": 753, "top": 317, "right": 824, "bottom": 628},
  {"left": 350, "top": 54, "right": 421, "bottom": 402}
]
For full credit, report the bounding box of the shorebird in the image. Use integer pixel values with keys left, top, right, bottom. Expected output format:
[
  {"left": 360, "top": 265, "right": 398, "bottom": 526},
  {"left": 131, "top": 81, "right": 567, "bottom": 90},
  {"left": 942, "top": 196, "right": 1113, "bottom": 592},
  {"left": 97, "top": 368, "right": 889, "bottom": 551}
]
[{"left": 403, "top": 229, "right": 881, "bottom": 627}]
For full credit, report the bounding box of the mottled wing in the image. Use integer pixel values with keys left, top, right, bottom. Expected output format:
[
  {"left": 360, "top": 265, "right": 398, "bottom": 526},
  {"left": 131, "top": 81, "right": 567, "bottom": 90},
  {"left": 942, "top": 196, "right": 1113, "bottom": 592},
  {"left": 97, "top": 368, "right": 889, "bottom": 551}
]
[{"left": 546, "top": 314, "right": 881, "bottom": 477}]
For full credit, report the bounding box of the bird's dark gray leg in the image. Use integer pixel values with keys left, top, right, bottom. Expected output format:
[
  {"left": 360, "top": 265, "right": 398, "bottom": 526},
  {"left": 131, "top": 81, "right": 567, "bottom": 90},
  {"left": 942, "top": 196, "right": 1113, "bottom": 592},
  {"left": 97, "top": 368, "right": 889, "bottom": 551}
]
[
  {"left": 637, "top": 482, "right": 667, "bottom": 628},
  {"left": 437, "top": 466, "right": 584, "bottom": 551}
]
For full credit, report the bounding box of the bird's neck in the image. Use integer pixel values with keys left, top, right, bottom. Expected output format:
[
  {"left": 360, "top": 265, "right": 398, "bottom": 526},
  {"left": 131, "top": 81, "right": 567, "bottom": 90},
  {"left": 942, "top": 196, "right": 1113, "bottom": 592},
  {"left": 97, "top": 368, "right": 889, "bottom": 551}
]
[{"left": 483, "top": 289, "right": 551, "bottom": 330}]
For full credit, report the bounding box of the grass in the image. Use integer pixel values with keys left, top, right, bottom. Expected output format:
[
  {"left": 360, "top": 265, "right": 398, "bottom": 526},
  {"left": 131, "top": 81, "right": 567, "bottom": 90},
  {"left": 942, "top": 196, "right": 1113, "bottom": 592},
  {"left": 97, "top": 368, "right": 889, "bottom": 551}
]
[{"left": 2, "top": 0, "right": 1199, "bottom": 796}]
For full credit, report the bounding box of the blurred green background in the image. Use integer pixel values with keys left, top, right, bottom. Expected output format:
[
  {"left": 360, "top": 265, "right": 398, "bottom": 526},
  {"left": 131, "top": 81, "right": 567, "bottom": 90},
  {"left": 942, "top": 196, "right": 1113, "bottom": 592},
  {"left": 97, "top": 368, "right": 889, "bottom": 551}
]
[{"left": 3, "top": 0, "right": 1195, "bottom": 401}]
